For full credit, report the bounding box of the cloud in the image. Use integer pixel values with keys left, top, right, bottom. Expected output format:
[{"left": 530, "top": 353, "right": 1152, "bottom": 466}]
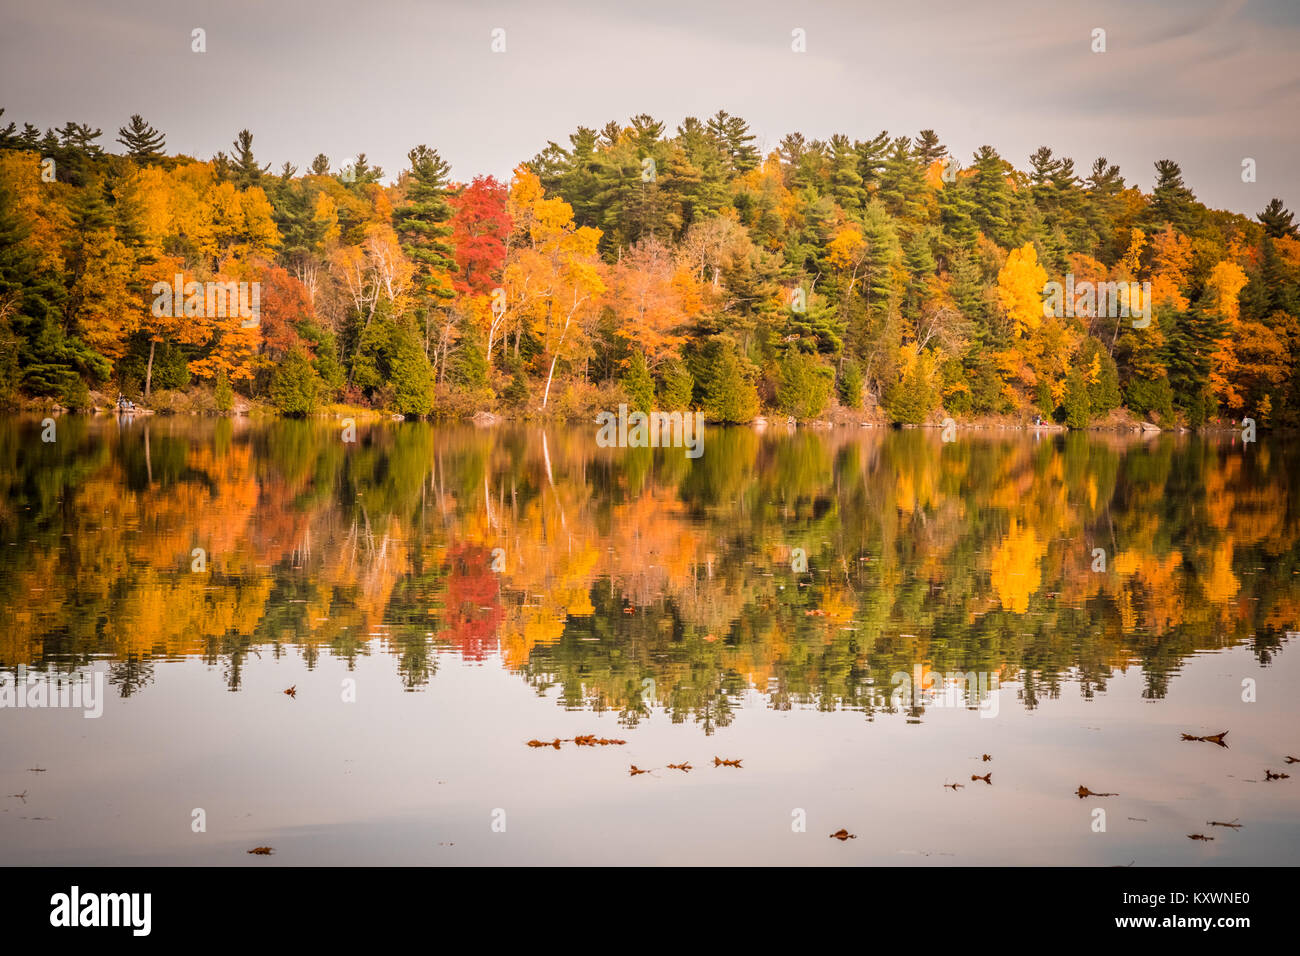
[{"left": 0, "top": 0, "right": 1296, "bottom": 213}]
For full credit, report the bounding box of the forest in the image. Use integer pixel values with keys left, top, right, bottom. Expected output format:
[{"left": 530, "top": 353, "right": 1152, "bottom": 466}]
[{"left": 2, "top": 108, "right": 1299, "bottom": 427}]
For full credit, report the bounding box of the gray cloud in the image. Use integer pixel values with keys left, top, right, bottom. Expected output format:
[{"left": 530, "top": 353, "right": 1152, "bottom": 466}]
[{"left": 1, "top": 0, "right": 1296, "bottom": 215}]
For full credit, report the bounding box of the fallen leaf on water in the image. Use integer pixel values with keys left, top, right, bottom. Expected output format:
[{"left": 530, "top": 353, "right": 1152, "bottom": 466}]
[
  {"left": 27, "top": 768, "right": 45, "bottom": 773},
  {"left": 713, "top": 757, "right": 742, "bottom": 768},
  {"left": 980, "top": 754, "right": 993, "bottom": 762},
  {"left": 283, "top": 686, "right": 296, "bottom": 698},
  {"left": 829, "top": 829, "right": 856, "bottom": 841},
  {"left": 1180, "top": 730, "right": 1227, "bottom": 747},
  {"left": 1076, "top": 786, "right": 1117, "bottom": 798},
  {"left": 526, "top": 739, "right": 562, "bottom": 749},
  {"left": 804, "top": 609, "right": 827, "bottom": 617},
  {"left": 596, "top": 738, "right": 626, "bottom": 746},
  {"left": 1264, "top": 770, "right": 1290, "bottom": 781},
  {"left": 628, "top": 765, "right": 649, "bottom": 776},
  {"left": 971, "top": 772, "right": 992, "bottom": 784},
  {"left": 1207, "top": 820, "right": 1242, "bottom": 829},
  {"left": 944, "top": 782, "right": 964, "bottom": 790},
  {"left": 667, "top": 762, "right": 692, "bottom": 772},
  {"left": 247, "top": 847, "right": 275, "bottom": 855},
  {"left": 1284, "top": 756, "right": 1299, "bottom": 764},
  {"left": 1187, "top": 834, "right": 1214, "bottom": 842}
]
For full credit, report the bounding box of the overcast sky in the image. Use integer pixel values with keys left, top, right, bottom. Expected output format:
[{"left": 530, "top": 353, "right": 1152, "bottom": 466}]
[{"left": 2, "top": 0, "right": 1297, "bottom": 216}]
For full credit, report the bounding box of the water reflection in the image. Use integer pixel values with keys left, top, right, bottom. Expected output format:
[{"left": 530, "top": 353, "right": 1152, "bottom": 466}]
[{"left": 2, "top": 417, "right": 1296, "bottom": 731}]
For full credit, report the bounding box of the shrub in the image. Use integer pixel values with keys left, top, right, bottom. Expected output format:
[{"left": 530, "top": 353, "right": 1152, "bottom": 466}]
[
  {"left": 270, "top": 348, "right": 323, "bottom": 416},
  {"left": 389, "top": 333, "right": 434, "bottom": 418},
  {"left": 620, "top": 350, "right": 654, "bottom": 412},
  {"left": 502, "top": 366, "right": 530, "bottom": 408},
  {"left": 837, "top": 359, "right": 864, "bottom": 410},
  {"left": 1035, "top": 379, "right": 1055, "bottom": 418},
  {"left": 776, "top": 350, "right": 834, "bottom": 419},
  {"left": 1085, "top": 342, "right": 1121, "bottom": 416},
  {"left": 449, "top": 329, "right": 489, "bottom": 391},
  {"left": 1125, "top": 376, "right": 1175, "bottom": 422},
  {"left": 61, "top": 375, "right": 91, "bottom": 412},
  {"left": 886, "top": 362, "right": 937, "bottom": 424},
  {"left": 702, "top": 343, "right": 759, "bottom": 423},
  {"left": 214, "top": 370, "right": 234, "bottom": 413},
  {"left": 1063, "top": 367, "right": 1090, "bottom": 429},
  {"left": 657, "top": 360, "right": 694, "bottom": 410}
]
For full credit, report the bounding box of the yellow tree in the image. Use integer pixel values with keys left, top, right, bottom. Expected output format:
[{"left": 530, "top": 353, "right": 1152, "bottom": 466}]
[
  {"left": 500, "top": 168, "right": 605, "bottom": 405},
  {"left": 997, "top": 243, "right": 1047, "bottom": 337}
]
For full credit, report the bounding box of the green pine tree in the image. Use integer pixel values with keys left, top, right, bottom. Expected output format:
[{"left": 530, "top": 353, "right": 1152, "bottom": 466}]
[
  {"left": 621, "top": 350, "right": 654, "bottom": 412},
  {"left": 115, "top": 114, "right": 165, "bottom": 165}
]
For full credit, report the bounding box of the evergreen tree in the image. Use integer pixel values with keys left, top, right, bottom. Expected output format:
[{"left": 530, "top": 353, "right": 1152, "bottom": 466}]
[
  {"left": 449, "top": 327, "right": 489, "bottom": 391},
  {"left": 827, "top": 134, "right": 866, "bottom": 212},
  {"left": 878, "top": 136, "right": 926, "bottom": 221},
  {"left": 394, "top": 145, "right": 457, "bottom": 353},
  {"left": 1063, "top": 366, "right": 1090, "bottom": 428},
  {"left": 1148, "top": 159, "right": 1196, "bottom": 231},
  {"left": 776, "top": 350, "right": 834, "bottom": 419},
  {"left": 115, "top": 114, "right": 165, "bottom": 164},
  {"left": 854, "top": 130, "right": 891, "bottom": 193},
  {"left": 621, "top": 350, "right": 654, "bottom": 412},
  {"left": 701, "top": 340, "right": 758, "bottom": 422},
  {"left": 970, "top": 146, "right": 1015, "bottom": 246},
  {"left": 838, "top": 359, "right": 864, "bottom": 410},
  {"left": 229, "top": 129, "right": 271, "bottom": 188},
  {"left": 706, "top": 110, "right": 758, "bottom": 174},
  {"left": 390, "top": 321, "right": 434, "bottom": 417},
  {"left": 886, "top": 359, "right": 936, "bottom": 424},
  {"left": 657, "top": 360, "right": 695, "bottom": 410},
  {"left": 912, "top": 129, "right": 946, "bottom": 166},
  {"left": 270, "top": 348, "right": 322, "bottom": 415},
  {"left": 1258, "top": 198, "right": 1298, "bottom": 240}
]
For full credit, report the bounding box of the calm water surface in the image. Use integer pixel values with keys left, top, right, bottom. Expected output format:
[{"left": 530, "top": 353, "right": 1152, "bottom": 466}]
[{"left": 1, "top": 416, "right": 1297, "bottom": 865}]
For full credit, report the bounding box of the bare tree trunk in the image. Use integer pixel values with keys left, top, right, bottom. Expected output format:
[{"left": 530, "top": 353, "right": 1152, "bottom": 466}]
[{"left": 144, "top": 340, "right": 156, "bottom": 398}]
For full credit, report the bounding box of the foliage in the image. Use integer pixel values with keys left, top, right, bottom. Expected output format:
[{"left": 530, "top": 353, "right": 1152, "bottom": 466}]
[
  {"left": 270, "top": 348, "right": 322, "bottom": 415},
  {"left": 776, "top": 350, "right": 834, "bottom": 419},
  {"left": 0, "top": 108, "right": 1296, "bottom": 426}
]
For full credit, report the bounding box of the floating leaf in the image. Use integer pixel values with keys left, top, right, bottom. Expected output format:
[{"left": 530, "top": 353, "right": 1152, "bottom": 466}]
[
  {"left": 829, "top": 829, "right": 856, "bottom": 841},
  {"left": 1076, "top": 786, "right": 1117, "bottom": 798},
  {"left": 1180, "top": 731, "right": 1227, "bottom": 748},
  {"left": 713, "top": 757, "right": 742, "bottom": 768},
  {"left": 971, "top": 772, "right": 992, "bottom": 784},
  {"left": 247, "top": 846, "right": 275, "bottom": 855}
]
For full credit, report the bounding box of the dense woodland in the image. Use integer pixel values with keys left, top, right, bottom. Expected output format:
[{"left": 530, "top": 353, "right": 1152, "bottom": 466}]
[{"left": 2, "top": 108, "right": 1299, "bottom": 427}]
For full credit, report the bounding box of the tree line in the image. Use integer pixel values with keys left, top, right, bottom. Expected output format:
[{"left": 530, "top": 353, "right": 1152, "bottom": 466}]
[{"left": 1, "top": 108, "right": 1298, "bottom": 426}]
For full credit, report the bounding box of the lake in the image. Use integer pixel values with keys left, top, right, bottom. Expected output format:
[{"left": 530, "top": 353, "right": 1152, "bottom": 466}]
[{"left": 1, "top": 415, "right": 1297, "bottom": 865}]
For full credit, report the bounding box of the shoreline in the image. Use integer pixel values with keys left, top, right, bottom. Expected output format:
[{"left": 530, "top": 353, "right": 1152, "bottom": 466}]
[{"left": 8, "top": 399, "right": 1268, "bottom": 436}]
